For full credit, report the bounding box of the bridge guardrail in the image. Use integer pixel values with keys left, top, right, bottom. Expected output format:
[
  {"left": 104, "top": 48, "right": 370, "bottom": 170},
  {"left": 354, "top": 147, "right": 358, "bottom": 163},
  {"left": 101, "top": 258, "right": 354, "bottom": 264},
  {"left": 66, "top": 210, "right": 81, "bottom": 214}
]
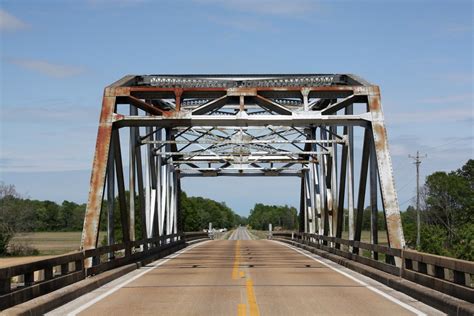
[
  {"left": 0, "top": 232, "right": 209, "bottom": 310},
  {"left": 273, "top": 232, "right": 474, "bottom": 303}
]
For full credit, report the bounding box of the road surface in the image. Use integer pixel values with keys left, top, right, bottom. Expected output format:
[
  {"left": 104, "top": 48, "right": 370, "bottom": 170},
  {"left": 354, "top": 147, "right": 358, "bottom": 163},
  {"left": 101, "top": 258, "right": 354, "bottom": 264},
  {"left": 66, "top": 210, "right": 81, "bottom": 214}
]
[
  {"left": 50, "top": 228, "right": 442, "bottom": 316},
  {"left": 228, "top": 226, "right": 252, "bottom": 240}
]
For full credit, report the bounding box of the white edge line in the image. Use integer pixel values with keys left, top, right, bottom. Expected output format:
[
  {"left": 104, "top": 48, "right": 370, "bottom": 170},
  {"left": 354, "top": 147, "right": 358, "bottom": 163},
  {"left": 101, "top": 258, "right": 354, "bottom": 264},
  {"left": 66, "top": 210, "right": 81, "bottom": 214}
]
[
  {"left": 67, "top": 240, "right": 211, "bottom": 316},
  {"left": 273, "top": 240, "right": 426, "bottom": 316}
]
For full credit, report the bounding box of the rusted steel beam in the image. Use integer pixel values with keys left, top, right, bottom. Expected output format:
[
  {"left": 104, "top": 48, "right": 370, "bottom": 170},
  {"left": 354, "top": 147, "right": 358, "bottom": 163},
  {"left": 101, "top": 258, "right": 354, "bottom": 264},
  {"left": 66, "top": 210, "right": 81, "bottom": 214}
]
[
  {"left": 125, "top": 95, "right": 166, "bottom": 116},
  {"left": 81, "top": 75, "right": 406, "bottom": 270},
  {"left": 367, "top": 86, "right": 405, "bottom": 252},
  {"left": 81, "top": 95, "right": 116, "bottom": 251}
]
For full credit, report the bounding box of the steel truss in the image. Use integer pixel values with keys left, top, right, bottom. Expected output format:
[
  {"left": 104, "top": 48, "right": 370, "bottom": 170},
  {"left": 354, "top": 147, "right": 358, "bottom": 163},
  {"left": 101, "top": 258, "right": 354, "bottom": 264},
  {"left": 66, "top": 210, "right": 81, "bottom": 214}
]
[{"left": 81, "top": 74, "right": 405, "bottom": 264}]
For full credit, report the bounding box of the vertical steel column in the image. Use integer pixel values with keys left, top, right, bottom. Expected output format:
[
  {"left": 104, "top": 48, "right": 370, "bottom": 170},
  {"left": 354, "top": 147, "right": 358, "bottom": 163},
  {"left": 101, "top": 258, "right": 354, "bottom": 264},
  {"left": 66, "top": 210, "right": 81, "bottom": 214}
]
[
  {"left": 134, "top": 127, "right": 147, "bottom": 245},
  {"left": 319, "top": 128, "right": 330, "bottom": 238},
  {"left": 367, "top": 86, "right": 405, "bottom": 253},
  {"left": 336, "top": 133, "right": 348, "bottom": 246},
  {"left": 145, "top": 127, "right": 152, "bottom": 238},
  {"left": 347, "top": 105, "right": 355, "bottom": 242},
  {"left": 311, "top": 128, "right": 322, "bottom": 235},
  {"left": 112, "top": 130, "right": 130, "bottom": 248},
  {"left": 173, "top": 171, "right": 178, "bottom": 239},
  {"left": 329, "top": 126, "right": 338, "bottom": 237},
  {"left": 369, "top": 134, "right": 379, "bottom": 259},
  {"left": 81, "top": 95, "right": 116, "bottom": 251},
  {"left": 176, "top": 177, "right": 183, "bottom": 235},
  {"left": 106, "top": 138, "right": 115, "bottom": 256},
  {"left": 317, "top": 137, "right": 327, "bottom": 236},
  {"left": 299, "top": 175, "right": 305, "bottom": 233},
  {"left": 353, "top": 128, "right": 370, "bottom": 253},
  {"left": 129, "top": 105, "right": 137, "bottom": 241},
  {"left": 156, "top": 129, "right": 163, "bottom": 236},
  {"left": 304, "top": 169, "right": 314, "bottom": 234}
]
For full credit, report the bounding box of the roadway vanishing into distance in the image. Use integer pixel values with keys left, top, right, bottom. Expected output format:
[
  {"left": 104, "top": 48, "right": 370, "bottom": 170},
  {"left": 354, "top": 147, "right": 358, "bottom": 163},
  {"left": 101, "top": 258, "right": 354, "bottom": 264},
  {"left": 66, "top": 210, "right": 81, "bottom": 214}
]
[
  {"left": 49, "top": 228, "right": 442, "bottom": 316},
  {"left": 228, "top": 226, "right": 252, "bottom": 240}
]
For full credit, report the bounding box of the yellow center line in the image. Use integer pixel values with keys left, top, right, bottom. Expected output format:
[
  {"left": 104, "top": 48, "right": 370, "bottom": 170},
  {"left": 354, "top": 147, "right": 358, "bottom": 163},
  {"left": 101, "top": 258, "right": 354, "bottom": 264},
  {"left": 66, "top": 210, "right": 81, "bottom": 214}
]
[
  {"left": 237, "top": 303, "right": 246, "bottom": 316},
  {"left": 246, "top": 278, "right": 260, "bottom": 316}
]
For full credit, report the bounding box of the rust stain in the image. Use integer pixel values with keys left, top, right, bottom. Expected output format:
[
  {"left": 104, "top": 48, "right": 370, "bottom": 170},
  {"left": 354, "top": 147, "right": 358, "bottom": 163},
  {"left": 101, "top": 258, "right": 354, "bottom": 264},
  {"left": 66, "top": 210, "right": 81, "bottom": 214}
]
[
  {"left": 227, "top": 87, "right": 257, "bottom": 96},
  {"left": 111, "top": 87, "right": 131, "bottom": 97},
  {"left": 386, "top": 213, "right": 404, "bottom": 249},
  {"left": 81, "top": 95, "right": 115, "bottom": 250},
  {"left": 175, "top": 88, "right": 183, "bottom": 111},
  {"left": 372, "top": 124, "right": 386, "bottom": 151},
  {"left": 368, "top": 95, "right": 381, "bottom": 112}
]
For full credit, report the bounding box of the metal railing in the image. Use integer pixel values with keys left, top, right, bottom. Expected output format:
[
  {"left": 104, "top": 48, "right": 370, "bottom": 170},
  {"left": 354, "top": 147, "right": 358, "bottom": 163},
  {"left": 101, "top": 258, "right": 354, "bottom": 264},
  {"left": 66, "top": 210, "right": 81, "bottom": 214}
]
[
  {"left": 0, "top": 232, "right": 209, "bottom": 310},
  {"left": 273, "top": 232, "right": 474, "bottom": 303}
]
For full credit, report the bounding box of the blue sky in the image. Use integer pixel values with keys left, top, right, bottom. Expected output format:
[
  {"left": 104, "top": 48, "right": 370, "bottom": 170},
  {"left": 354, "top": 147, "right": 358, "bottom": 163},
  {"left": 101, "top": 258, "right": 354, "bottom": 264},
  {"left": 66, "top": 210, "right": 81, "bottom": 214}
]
[{"left": 0, "top": 0, "right": 472, "bottom": 216}]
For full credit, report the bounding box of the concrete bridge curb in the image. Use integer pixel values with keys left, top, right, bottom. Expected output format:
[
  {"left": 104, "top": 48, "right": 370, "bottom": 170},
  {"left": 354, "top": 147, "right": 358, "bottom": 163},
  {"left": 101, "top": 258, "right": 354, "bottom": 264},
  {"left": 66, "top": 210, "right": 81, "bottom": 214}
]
[
  {"left": 275, "top": 238, "right": 474, "bottom": 316},
  {"left": 1, "top": 240, "right": 205, "bottom": 316}
]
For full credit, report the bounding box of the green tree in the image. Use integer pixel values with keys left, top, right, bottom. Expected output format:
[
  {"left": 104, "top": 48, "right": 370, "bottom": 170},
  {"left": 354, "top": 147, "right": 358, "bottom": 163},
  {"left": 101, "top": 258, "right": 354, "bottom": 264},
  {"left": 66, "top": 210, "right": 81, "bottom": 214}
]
[
  {"left": 401, "top": 159, "right": 474, "bottom": 259},
  {"left": 423, "top": 161, "right": 473, "bottom": 244},
  {"left": 248, "top": 203, "right": 298, "bottom": 230}
]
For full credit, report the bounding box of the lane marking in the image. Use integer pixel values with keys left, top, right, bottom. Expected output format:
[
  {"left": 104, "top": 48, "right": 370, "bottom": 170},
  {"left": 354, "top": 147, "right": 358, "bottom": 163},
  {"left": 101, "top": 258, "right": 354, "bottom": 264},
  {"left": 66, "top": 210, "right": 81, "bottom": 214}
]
[
  {"left": 239, "top": 271, "right": 245, "bottom": 278},
  {"left": 274, "top": 241, "right": 426, "bottom": 316},
  {"left": 246, "top": 279, "right": 260, "bottom": 316},
  {"left": 237, "top": 303, "right": 246, "bottom": 316},
  {"left": 67, "top": 240, "right": 211, "bottom": 316},
  {"left": 232, "top": 240, "right": 241, "bottom": 280}
]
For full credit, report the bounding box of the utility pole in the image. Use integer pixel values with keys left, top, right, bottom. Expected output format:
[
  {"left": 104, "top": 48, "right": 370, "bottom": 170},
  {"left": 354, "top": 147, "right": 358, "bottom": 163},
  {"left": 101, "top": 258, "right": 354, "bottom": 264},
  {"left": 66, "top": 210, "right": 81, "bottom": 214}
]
[{"left": 408, "top": 151, "right": 427, "bottom": 248}]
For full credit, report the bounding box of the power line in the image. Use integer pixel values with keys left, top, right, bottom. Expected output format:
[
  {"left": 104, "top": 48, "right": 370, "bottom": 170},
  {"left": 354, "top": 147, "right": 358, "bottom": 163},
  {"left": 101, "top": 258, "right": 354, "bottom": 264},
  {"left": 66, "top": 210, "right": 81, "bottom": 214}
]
[
  {"left": 427, "top": 137, "right": 472, "bottom": 150},
  {"left": 397, "top": 174, "right": 417, "bottom": 193},
  {"left": 399, "top": 195, "right": 415, "bottom": 207}
]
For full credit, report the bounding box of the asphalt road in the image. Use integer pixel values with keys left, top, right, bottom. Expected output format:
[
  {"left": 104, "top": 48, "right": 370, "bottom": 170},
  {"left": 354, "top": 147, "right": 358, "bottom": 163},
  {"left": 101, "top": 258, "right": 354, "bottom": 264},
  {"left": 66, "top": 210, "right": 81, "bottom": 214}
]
[
  {"left": 50, "top": 232, "right": 442, "bottom": 316},
  {"left": 229, "top": 226, "right": 252, "bottom": 240}
]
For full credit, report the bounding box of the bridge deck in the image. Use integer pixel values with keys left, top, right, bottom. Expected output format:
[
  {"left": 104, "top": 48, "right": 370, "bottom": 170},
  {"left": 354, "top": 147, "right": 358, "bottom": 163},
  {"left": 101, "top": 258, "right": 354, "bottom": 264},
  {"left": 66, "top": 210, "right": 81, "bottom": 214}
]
[{"left": 49, "top": 229, "right": 442, "bottom": 316}]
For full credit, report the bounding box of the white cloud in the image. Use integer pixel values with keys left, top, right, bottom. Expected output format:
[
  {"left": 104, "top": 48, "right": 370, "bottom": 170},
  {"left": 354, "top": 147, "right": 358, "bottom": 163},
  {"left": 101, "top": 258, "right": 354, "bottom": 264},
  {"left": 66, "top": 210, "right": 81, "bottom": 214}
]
[
  {"left": 387, "top": 106, "right": 473, "bottom": 124},
  {"left": 195, "top": 0, "right": 318, "bottom": 17},
  {"left": 418, "top": 93, "right": 472, "bottom": 104},
  {"left": 209, "top": 16, "right": 272, "bottom": 31},
  {"left": 0, "top": 9, "right": 27, "bottom": 31},
  {"left": 8, "top": 58, "right": 85, "bottom": 78},
  {"left": 442, "top": 24, "right": 472, "bottom": 35}
]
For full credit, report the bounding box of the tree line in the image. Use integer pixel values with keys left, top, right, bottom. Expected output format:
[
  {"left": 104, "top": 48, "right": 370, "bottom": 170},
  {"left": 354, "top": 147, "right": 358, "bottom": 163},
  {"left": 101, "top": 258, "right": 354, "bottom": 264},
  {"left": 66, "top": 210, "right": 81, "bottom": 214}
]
[
  {"left": 0, "top": 185, "right": 247, "bottom": 254},
  {"left": 1, "top": 159, "right": 472, "bottom": 259},
  {"left": 401, "top": 159, "right": 473, "bottom": 260},
  {"left": 181, "top": 192, "right": 246, "bottom": 231},
  {"left": 247, "top": 203, "right": 298, "bottom": 230}
]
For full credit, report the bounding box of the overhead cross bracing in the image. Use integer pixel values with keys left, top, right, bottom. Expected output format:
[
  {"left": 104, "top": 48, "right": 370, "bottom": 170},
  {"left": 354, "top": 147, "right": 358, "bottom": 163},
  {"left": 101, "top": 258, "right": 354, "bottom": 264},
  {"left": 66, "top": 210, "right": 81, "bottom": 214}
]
[{"left": 81, "top": 74, "right": 405, "bottom": 267}]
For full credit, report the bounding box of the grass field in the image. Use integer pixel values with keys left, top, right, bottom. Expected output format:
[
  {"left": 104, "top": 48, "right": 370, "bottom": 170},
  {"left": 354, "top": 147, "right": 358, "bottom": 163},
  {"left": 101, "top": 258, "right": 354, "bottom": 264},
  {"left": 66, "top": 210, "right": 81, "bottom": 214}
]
[
  {"left": 10, "top": 231, "right": 83, "bottom": 255},
  {"left": 1, "top": 231, "right": 107, "bottom": 267},
  {"left": 9, "top": 231, "right": 107, "bottom": 255}
]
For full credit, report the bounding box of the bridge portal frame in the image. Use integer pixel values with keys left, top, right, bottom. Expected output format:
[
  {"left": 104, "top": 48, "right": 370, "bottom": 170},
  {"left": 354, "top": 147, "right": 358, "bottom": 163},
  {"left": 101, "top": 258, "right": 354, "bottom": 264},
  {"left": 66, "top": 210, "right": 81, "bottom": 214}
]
[{"left": 81, "top": 74, "right": 405, "bottom": 265}]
